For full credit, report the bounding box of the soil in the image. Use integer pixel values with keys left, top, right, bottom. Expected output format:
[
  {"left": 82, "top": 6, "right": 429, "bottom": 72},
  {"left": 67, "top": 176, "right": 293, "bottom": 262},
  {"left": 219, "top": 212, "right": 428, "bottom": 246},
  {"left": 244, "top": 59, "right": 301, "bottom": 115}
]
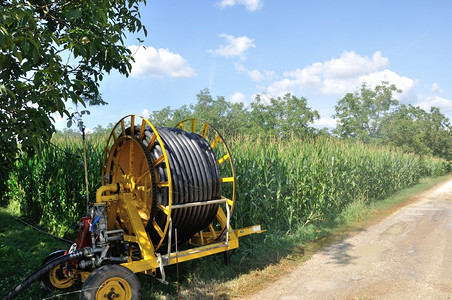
[{"left": 244, "top": 179, "right": 452, "bottom": 299}]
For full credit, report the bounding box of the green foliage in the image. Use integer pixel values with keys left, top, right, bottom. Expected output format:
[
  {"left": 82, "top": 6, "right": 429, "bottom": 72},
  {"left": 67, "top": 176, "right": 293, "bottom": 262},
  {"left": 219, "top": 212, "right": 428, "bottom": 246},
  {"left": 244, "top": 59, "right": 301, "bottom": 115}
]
[
  {"left": 5, "top": 129, "right": 449, "bottom": 237},
  {"left": 334, "top": 81, "right": 401, "bottom": 142},
  {"left": 0, "top": 0, "right": 147, "bottom": 200},
  {"left": 231, "top": 135, "right": 449, "bottom": 234},
  {"left": 6, "top": 131, "right": 104, "bottom": 236},
  {"left": 380, "top": 104, "right": 452, "bottom": 160},
  {"left": 146, "top": 88, "right": 320, "bottom": 138},
  {"left": 334, "top": 81, "right": 452, "bottom": 161},
  {"left": 250, "top": 93, "right": 320, "bottom": 137}
]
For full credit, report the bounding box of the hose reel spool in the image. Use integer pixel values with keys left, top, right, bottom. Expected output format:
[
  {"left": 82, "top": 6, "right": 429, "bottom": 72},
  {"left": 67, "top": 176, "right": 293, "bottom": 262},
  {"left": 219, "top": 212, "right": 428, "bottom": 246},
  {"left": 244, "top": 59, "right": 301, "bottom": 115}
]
[{"left": 101, "top": 115, "right": 236, "bottom": 251}]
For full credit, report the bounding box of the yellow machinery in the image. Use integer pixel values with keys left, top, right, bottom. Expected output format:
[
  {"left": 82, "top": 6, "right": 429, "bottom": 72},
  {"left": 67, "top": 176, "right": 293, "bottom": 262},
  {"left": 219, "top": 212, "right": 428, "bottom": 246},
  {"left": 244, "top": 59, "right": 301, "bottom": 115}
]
[{"left": 38, "top": 115, "right": 264, "bottom": 299}]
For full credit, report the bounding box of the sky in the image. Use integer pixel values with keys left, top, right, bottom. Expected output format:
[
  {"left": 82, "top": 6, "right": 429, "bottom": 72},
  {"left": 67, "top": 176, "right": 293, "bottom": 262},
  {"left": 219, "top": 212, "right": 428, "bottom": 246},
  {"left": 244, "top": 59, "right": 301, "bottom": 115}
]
[{"left": 54, "top": 0, "right": 452, "bottom": 132}]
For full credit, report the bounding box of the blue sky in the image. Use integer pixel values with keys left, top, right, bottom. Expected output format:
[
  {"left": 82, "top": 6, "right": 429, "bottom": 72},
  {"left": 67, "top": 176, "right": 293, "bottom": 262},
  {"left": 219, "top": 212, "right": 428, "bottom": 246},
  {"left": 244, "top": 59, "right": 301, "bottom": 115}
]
[{"left": 55, "top": 0, "right": 452, "bottom": 131}]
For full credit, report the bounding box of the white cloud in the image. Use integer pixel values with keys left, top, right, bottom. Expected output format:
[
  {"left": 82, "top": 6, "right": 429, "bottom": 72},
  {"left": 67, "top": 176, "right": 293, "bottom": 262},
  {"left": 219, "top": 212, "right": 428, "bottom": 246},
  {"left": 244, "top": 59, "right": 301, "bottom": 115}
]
[
  {"left": 252, "top": 92, "right": 272, "bottom": 105},
  {"left": 229, "top": 92, "right": 247, "bottom": 105},
  {"left": 128, "top": 45, "right": 196, "bottom": 78},
  {"left": 359, "top": 70, "right": 415, "bottom": 98},
  {"left": 312, "top": 117, "right": 337, "bottom": 129},
  {"left": 217, "top": 0, "right": 263, "bottom": 11},
  {"left": 212, "top": 34, "right": 255, "bottom": 59},
  {"left": 418, "top": 95, "right": 452, "bottom": 113},
  {"left": 266, "top": 50, "right": 414, "bottom": 97},
  {"left": 141, "top": 109, "right": 151, "bottom": 118},
  {"left": 236, "top": 63, "right": 276, "bottom": 82},
  {"left": 431, "top": 83, "right": 444, "bottom": 93}
]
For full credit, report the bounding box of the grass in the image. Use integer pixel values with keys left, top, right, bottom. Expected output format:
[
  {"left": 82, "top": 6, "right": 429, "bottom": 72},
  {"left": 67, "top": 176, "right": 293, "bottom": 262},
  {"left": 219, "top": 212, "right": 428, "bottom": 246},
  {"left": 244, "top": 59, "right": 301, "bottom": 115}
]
[
  {"left": 0, "top": 207, "right": 70, "bottom": 300},
  {"left": 1, "top": 176, "right": 447, "bottom": 299}
]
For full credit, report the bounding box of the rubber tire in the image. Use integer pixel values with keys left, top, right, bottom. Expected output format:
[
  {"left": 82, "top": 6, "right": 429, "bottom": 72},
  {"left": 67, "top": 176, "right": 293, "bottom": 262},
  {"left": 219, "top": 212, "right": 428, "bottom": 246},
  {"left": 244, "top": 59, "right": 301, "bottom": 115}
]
[
  {"left": 39, "top": 250, "right": 69, "bottom": 292},
  {"left": 80, "top": 265, "right": 141, "bottom": 300}
]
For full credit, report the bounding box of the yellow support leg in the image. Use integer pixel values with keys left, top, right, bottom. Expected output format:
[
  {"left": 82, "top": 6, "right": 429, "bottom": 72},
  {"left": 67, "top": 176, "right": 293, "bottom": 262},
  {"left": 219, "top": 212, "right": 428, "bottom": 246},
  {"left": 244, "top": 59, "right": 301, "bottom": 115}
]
[{"left": 120, "top": 193, "right": 156, "bottom": 262}]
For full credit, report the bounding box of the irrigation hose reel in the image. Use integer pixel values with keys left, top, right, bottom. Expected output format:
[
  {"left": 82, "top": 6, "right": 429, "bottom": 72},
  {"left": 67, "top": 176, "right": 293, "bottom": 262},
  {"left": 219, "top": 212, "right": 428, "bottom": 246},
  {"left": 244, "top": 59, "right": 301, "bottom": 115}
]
[{"left": 38, "top": 115, "right": 264, "bottom": 299}]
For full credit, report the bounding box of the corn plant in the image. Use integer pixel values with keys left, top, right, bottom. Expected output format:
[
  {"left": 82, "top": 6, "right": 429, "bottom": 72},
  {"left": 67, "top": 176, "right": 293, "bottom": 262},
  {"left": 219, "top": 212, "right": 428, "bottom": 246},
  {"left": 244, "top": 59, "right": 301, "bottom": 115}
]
[{"left": 5, "top": 132, "right": 450, "bottom": 236}]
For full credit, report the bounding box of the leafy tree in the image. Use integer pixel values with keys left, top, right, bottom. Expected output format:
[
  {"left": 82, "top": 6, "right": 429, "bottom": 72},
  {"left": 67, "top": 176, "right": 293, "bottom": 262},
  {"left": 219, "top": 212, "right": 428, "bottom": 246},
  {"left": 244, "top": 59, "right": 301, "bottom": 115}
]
[
  {"left": 145, "top": 89, "right": 320, "bottom": 139},
  {"left": 380, "top": 105, "right": 452, "bottom": 160},
  {"left": 191, "top": 89, "right": 255, "bottom": 135},
  {"left": 334, "top": 81, "right": 401, "bottom": 142},
  {"left": 0, "top": 0, "right": 146, "bottom": 199},
  {"left": 250, "top": 93, "right": 319, "bottom": 137}
]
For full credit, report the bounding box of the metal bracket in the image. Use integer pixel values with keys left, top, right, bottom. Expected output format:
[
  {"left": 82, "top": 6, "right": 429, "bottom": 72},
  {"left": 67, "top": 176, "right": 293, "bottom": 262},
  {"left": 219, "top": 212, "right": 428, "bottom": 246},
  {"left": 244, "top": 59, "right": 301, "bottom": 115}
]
[{"left": 155, "top": 253, "right": 168, "bottom": 285}]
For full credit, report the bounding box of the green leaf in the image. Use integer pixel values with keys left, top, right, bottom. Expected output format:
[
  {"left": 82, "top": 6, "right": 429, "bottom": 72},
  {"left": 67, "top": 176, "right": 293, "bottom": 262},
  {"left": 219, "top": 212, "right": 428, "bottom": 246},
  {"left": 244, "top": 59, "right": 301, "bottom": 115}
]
[
  {"left": 21, "top": 41, "right": 30, "bottom": 53},
  {"left": 66, "top": 9, "right": 82, "bottom": 20},
  {"left": 6, "top": 87, "right": 16, "bottom": 99}
]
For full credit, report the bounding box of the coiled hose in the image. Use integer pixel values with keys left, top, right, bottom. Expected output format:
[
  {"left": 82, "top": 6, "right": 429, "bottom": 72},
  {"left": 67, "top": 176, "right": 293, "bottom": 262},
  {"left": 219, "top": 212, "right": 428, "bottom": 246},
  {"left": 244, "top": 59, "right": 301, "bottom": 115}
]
[
  {"left": 1, "top": 249, "right": 86, "bottom": 300},
  {"left": 139, "top": 127, "right": 221, "bottom": 246}
]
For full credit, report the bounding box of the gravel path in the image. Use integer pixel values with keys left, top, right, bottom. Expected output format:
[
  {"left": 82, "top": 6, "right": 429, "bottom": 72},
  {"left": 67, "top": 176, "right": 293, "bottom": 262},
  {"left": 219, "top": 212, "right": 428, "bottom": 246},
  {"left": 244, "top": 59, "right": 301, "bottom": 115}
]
[{"left": 245, "top": 179, "right": 452, "bottom": 299}]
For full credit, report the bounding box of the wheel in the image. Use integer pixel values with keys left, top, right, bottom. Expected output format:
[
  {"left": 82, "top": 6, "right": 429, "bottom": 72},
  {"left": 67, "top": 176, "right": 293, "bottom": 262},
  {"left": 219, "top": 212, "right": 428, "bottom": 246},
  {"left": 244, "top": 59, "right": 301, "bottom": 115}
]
[
  {"left": 80, "top": 265, "right": 141, "bottom": 300},
  {"left": 102, "top": 115, "right": 167, "bottom": 250},
  {"left": 40, "top": 250, "right": 76, "bottom": 291}
]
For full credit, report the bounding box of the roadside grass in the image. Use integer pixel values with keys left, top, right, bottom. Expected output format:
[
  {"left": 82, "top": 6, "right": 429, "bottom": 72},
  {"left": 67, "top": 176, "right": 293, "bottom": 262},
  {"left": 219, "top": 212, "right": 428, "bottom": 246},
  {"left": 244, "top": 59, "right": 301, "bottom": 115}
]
[
  {"left": 0, "top": 207, "right": 71, "bottom": 300},
  {"left": 0, "top": 175, "right": 449, "bottom": 299},
  {"left": 215, "top": 175, "right": 452, "bottom": 299}
]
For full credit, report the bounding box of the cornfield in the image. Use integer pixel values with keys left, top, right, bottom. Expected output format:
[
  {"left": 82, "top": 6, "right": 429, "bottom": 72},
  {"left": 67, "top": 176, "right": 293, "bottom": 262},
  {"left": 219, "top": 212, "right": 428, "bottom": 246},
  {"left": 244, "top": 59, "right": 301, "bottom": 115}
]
[
  {"left": 5, "top": 130, "right": 450, "bottom": 236},
  {"left": 231, "top": 135, "right": 449, "bottom": 232}
]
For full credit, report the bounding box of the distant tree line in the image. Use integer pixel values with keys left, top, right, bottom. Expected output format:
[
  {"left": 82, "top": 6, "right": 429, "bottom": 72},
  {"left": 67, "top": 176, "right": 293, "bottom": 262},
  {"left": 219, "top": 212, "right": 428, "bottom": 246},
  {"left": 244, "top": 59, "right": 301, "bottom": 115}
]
[
  {"left": 141, "top": 83, "right": 452, "bottom": 161},
  {"left": 334, "top": 81, "right": 452, "bottom": 161},
  {"left": 144, "top": 88, "right": 323, "bottom": 138}
]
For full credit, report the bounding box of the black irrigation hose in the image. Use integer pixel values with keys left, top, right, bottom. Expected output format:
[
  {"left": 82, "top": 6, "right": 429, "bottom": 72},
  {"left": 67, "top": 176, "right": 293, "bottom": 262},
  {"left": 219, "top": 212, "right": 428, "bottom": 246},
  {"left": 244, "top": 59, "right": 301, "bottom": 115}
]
[
  {"left": 1, "top": 249, "right": 86, "bottom": 300},
  {"left": 16, "top": 218, "right": 73, "bottom": 244},
  {"left": 129, "top": 126, "right": 221, "bottom": 246}
]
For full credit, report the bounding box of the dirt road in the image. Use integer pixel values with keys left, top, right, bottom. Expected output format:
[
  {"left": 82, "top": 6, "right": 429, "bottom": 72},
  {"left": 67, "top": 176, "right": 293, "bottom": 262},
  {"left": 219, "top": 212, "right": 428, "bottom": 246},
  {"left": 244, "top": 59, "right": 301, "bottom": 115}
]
[{"left": 246, "top": 179, "right": 452, "bottom": 299}]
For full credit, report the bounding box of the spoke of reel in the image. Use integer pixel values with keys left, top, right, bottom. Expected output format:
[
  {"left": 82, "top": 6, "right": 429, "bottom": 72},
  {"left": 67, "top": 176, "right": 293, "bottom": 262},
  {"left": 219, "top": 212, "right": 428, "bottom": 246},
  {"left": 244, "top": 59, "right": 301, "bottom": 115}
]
[
  {"left": 153, "top": 155, "right": 165, "bottom": 166},
  {"left": 157, "top": 181, "right": 169, "bottom": 188},
  {"left": 111, "top": 156, "right": 126, "bottom": 175},
  {"left": 130, "top": 115, "right": 135, "bottom": 136},
  {"left": 147, "top": 132, "right": 157, "bottom": 151},
  {"left": 112, "top": 130, "right": 118, "bottom": 142},
  {"left": 121, "top": 120, "right": 125, "bottom": 136},
  {"left": 211, "top": 134, "right": 221, "bottom": 150},
  {"left": 152, "top": 220, "right": 165, "bottom": 238},
  {"left": 191, "top": 119, "right": 196, "bottom": 133},
  {"left": 135, "top": 170, "right": 150, "bottom": 183},
  {"left": 129, "top": 140, "right": 134, "bottom": 175},
  {"left": 156, "top": 203, "right": 169, "bottom": 215},
  {"left": 202, "top": 123, "right": 208, "bottom": 138},
  {"left": 208, "top": 224, "right": 217, "bottom": 239},
  {"left": 217, "top": 153, "right": 230, "bottom": 165},
  {"left": 139, "top": 119, "right": 146, "bottom": 140},
  {"left": 220, "top": 177, "right": 234, "bottom": 183}
]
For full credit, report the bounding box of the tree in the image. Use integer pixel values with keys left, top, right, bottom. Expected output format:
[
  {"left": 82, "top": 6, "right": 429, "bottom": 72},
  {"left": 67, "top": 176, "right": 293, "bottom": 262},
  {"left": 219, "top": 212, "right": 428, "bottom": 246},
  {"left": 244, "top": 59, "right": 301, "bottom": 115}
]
[
  {"left": 143, "top": 89, "right": 320, "bottom": 139},
  {"left": 0, "top": 0, "right": 146, "bottom": 199},
  {"left": 250, "top": 93, "right": 319, "bottom": 138},
  {"left": 333, "top": 81, "right": 401, "bottom": 142},
  {"left": 380, "top": 105, "right": 452, "bottom": 160},
  {"left": 190, "top": 89, "right": 252, "bottom": 135}
]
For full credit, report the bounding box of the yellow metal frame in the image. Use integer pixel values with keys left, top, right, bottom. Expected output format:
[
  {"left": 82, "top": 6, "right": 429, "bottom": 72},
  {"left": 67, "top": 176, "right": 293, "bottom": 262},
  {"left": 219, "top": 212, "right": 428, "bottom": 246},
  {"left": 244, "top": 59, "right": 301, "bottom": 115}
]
[
  {"left": 101, "top": 115, "right": 173, "bottom": 251},
  {"left": 96, "top": 185, "right": 264, "bottom": 275},
  {"left": 96, "top": 115, "right": 265, "bottom": 277}
]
